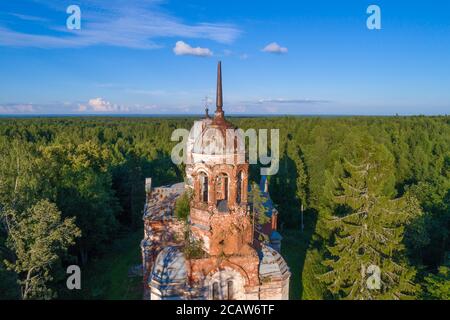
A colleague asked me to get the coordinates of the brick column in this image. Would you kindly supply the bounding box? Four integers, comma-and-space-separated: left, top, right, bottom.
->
208, 174, 215, 206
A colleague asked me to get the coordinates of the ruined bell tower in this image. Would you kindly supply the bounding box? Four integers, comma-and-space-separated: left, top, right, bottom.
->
142, 61, 290, 300
189, 61, 253, 257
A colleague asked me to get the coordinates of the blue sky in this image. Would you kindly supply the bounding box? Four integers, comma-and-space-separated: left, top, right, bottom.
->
0, 0, 449, 115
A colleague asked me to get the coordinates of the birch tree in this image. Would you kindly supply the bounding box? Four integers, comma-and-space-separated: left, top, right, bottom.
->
4, 200, 81, 299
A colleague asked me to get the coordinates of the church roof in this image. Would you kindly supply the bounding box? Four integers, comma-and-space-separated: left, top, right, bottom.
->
149, 246, 188, 299
143, 182, 185, 221
151, 246, 187, 284
188, 61, 244, 163
259, 244, 290, 282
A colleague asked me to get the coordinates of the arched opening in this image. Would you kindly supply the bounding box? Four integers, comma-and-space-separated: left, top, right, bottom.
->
199, 172, 208, 203
212, 282, 220, 300
236, 171, 243, 204
207, 268, 246, 300
215, 173, 229, 212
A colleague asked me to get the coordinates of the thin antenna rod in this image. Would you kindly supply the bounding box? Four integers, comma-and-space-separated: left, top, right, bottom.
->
203, 96, 210, 118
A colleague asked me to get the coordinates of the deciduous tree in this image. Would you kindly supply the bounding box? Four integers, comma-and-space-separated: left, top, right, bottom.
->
4, 200, 81, 299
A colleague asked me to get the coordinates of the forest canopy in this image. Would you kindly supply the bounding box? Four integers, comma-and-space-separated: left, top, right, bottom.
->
0, 115, 448, 299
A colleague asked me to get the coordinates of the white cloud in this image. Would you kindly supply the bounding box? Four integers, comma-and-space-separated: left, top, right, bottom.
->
262, 42, 288, 54
173, 41, 212, 57
9, 13, 49, 23
76, 97, 128, 113
0, 1, 241, 49
239, 53, 249, 60
77, 98, 166, 113
0, 103, 35, 114
0, 100, 164, 114
89, 97, 116, 112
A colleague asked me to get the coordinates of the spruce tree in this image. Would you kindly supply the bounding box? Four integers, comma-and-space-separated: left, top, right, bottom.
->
320, 136, 420, 299
249, 182, 270, 242
423, 266, 450, 299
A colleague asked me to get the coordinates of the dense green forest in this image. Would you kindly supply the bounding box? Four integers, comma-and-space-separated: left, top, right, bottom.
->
0, 116, 449, 299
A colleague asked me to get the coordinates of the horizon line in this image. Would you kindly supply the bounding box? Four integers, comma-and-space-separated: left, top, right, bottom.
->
0, 113, 448, 118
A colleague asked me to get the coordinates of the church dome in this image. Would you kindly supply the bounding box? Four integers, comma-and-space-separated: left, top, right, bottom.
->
192, 123, 236, 153
186, 118, 212, 164
259, 244, 290, 282
149, 246, 188, 299
187, 61, 245, 164
151, 246, 187, 285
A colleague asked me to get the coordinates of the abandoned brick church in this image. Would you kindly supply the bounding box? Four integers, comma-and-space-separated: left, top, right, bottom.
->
141, 62, 290, 300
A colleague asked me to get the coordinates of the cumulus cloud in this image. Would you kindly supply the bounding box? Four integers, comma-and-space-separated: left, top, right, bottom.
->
262, 42, 288, 54
76, 97, 128, 113
77, 98, 168, 113
88, 97, 117, 112
173, 41, 213, 57
0, 100, 165, 114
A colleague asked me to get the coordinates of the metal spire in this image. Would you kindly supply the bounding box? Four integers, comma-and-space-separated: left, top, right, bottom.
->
215, 61, 224, 117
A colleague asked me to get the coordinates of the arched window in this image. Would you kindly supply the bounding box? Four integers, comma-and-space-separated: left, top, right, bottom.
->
216, 173, 228, 201
216, 173, 229, 212
227, 280, 233, 300
224, 175, 229, 200
236, 171, 243, 204
212, 282, 220, 300
200, 172, 208, 203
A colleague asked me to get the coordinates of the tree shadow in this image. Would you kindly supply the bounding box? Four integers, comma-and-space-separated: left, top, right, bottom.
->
281, 209, 318, 299
111, 150, 183, 229
266, 149, 319, 299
